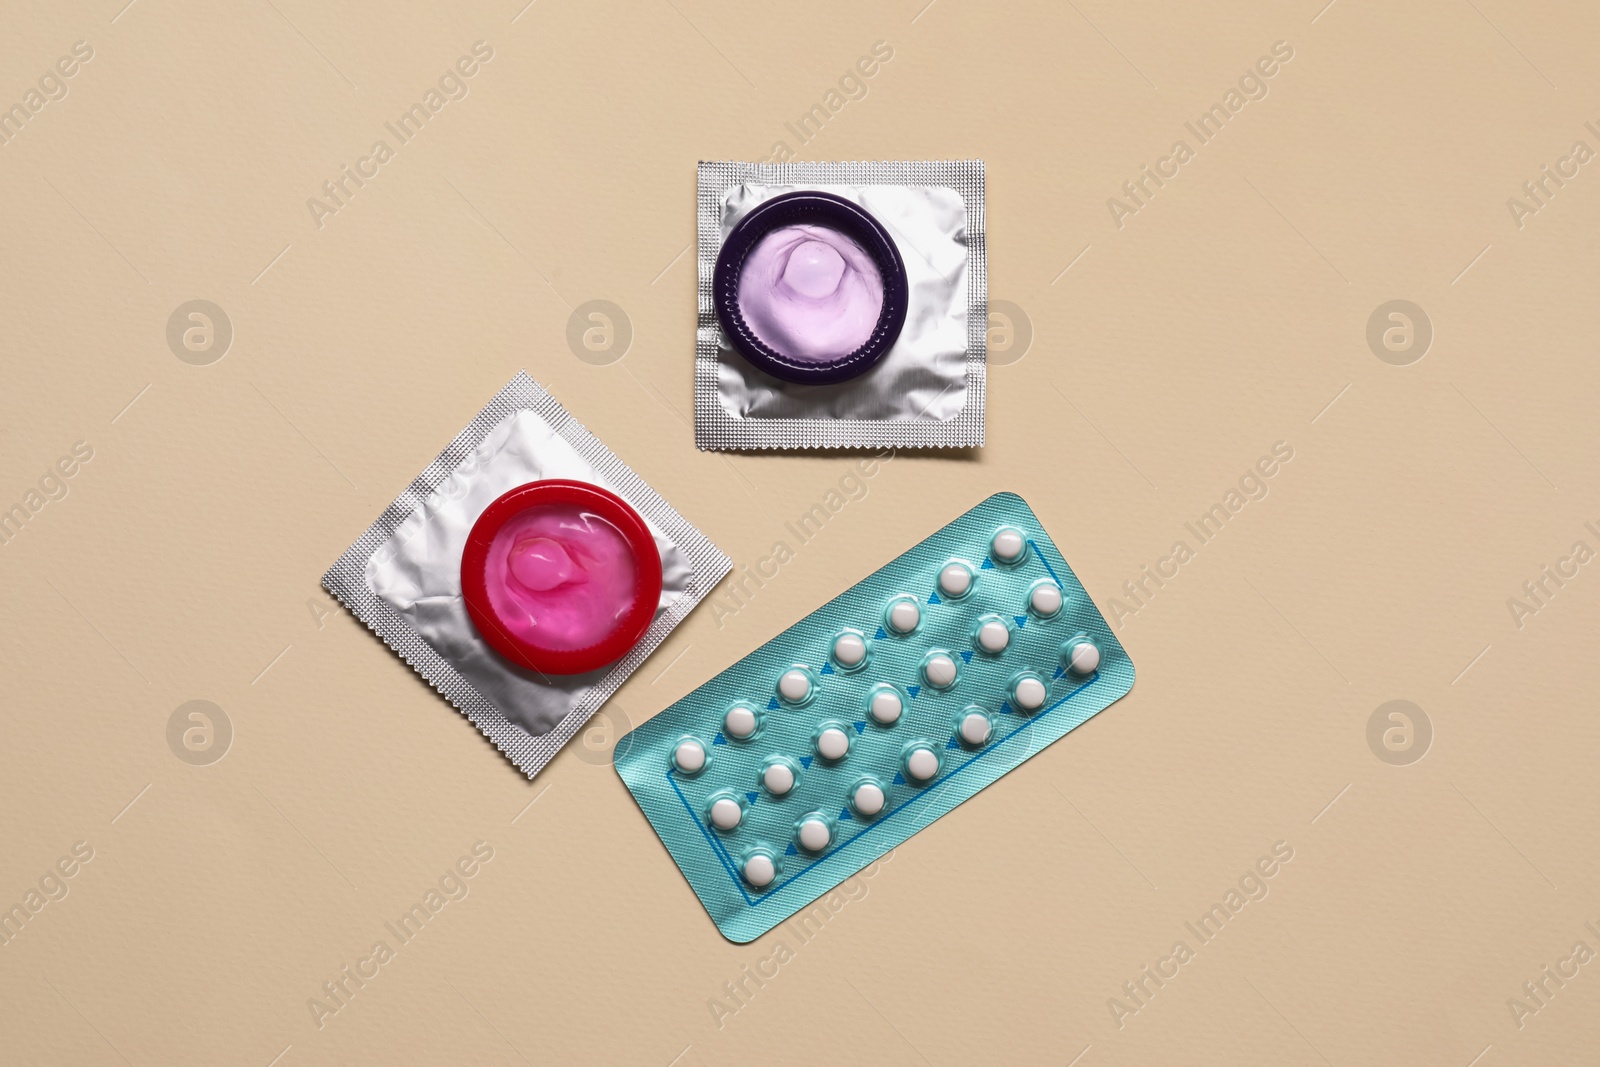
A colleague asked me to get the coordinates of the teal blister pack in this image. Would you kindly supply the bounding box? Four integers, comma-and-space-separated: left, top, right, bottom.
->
614, 492, 1135, 942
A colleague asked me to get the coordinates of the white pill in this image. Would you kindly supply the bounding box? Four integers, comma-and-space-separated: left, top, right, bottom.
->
923, 653, 957, 688
709, 797, 743, 830
991, 528, 1025, 563
1013, 676, 1047, 711
743, 853, 776, 888
763, 761, 795, 796
1031, 583, 1063, 616
905, 746, 939, 782
852, 781, 886, 816
833, 632, 867, 667
797, 818, 831, 852
870, 689, 903, 726
888, 599, 920, 634
724, 704, 758, 740
939, 562, 972, 598
778, 668, 812, 703
817, 726, 850, 761
1069, 640, 1102, 674
977, 619, 1010, 653
959, 711, 992, 746
673, 739, 706, 774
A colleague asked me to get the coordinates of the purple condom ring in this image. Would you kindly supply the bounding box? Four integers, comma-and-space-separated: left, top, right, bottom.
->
714, 191, 909, 386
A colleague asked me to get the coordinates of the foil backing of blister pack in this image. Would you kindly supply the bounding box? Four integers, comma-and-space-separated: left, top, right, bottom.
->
614, 492, 1134, 942
696, 160, 987, 451
322, 372, 731, 779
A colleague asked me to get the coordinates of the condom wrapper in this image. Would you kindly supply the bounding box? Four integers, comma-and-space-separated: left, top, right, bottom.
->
323, 372, 731, 779
614, 492, 1134, 941
696, 160, 987, 451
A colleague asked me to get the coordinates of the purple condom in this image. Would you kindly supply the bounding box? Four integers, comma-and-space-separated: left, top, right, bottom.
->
714, 192, 908, 386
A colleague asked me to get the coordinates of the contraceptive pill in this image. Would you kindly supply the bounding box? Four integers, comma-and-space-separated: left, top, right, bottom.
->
905, 745, 940, 781
762, 760, 796, 797
1066, 639, 1101, 675
615, 492, 1135, 942
922, 652, 958, 689
869, 688, 904, 726
1011, 674, 1048, 712
886, 597, 921, 635
851, 780, 887, 817
976, 617, 1010, 654
673, 739, 707, 774
991, 528, 1025, 563
796, 816, 832, 852
742, 852, 776, 888
938, 561, 973, 599
724, 703, 758, 740
832, 632, 868, 668
1029, 582, 1063, 617
957, 710, 993, 747
778, 668, 812, 703
816, 726, 851, 761
710, 796, 743, 830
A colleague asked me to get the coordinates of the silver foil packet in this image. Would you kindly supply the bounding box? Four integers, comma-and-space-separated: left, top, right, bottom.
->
696, 160, 987, 451
322, 372, 731, 779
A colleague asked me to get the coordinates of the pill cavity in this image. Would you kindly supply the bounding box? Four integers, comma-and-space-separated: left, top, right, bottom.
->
743, 853, 776, 888
887, 598, 921, 634
1067, 639, 1101, 674
870, 688, 904, 726
797, 817, 832, 852
833, 632, 867, 668
1012, 675, 1048, 712
709, 797, 743, 830
724, 704, 758, 740
991, 528, 1026, 564
958, 711, 992, 747
977, 619, 1010, 654
673, 739, 706, 774
938, 562, 973, 599
817, 726, 850, 761
905, 746, 939, 782
763, 761, 796, 796
778, 668, 812, 703
852, 781, 886, 817
1030, 583, 1063, 617
923, 653, 958, 689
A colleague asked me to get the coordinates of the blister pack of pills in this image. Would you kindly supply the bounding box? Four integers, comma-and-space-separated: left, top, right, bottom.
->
614, 492, 1134, 941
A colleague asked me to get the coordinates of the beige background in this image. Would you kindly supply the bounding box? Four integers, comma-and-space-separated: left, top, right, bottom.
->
2, 0, 1597, 1064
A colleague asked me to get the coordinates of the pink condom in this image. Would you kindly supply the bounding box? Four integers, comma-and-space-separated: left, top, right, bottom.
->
461, 481, 663, 675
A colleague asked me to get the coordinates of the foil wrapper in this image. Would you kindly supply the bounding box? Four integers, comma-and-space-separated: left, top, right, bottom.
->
323, 372, 731, 778
696, 159, 987, 450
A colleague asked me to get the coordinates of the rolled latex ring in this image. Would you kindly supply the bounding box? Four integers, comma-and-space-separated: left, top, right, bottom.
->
713, 190, 909, 386
460, 480, 663, 676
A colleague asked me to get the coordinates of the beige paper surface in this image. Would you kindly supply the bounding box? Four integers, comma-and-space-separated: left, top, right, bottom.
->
2, 2, 1597, 1063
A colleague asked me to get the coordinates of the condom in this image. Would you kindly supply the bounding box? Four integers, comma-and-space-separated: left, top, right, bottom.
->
736, 223, 886, 364
714, 190, 908, 386
322, 372, 730, 780
461, 480, 663, 676
696, 160, 987, 452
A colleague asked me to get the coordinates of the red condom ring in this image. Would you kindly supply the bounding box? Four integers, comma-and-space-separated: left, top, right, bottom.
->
461, 480, 663, 676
